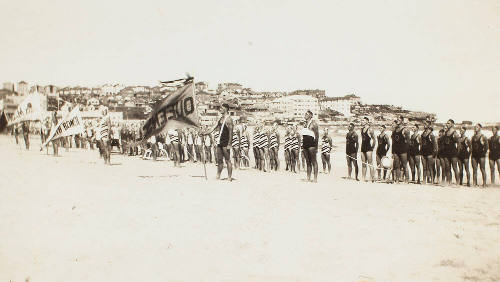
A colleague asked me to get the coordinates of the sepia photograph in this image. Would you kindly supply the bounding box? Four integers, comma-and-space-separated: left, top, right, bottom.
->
1, 0, 499, 281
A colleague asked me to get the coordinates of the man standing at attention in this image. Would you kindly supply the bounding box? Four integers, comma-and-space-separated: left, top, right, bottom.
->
204, 103, 234, 181
301, 110, 319, 182
360, 117, 376, 182
346, 122, 359, 181
321, 128, 333, 174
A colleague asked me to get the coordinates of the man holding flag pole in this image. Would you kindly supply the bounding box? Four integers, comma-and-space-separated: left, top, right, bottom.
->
142, 76, 208, 178
41, 105, 85, 156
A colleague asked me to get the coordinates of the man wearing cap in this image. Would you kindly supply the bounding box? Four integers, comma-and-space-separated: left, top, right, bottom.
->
203, 103, 234, 181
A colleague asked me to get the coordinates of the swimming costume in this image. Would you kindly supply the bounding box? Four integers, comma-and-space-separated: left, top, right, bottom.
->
361, 127, 373, 152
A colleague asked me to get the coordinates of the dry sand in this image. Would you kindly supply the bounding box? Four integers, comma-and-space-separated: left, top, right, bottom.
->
1, 134, 500, 282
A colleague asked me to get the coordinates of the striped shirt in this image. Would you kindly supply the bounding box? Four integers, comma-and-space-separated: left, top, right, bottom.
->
95, 116, 109, 141
321, 137, 332, 154
168, 130, 179, 143
269, 133, 278, 149
253, 133, 260, 149
232, 132, 239, 148
284, 136, 292, 151
290, 135, 299, 150
213, 131, 220, 145
260, 133, 268, 149
240, 135, 249, 149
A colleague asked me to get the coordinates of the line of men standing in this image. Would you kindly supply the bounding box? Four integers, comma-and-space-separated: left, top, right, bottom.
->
345, 115, 500, 187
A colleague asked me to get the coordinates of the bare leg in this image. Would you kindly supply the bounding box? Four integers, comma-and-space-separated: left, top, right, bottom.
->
415, 155, 422, 183
472, 157, 479, 186
366, 151, 374, 181
451, 157, 460, 185
308, 147, 318, 182
490, 158, 496, 185
479, 157, 487, 187
361, 152, 367, 181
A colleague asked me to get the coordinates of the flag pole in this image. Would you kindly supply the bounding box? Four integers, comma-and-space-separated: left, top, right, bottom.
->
193, 77, 208, 180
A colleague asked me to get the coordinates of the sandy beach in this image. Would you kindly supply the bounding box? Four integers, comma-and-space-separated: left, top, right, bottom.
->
1, 134, 500, 282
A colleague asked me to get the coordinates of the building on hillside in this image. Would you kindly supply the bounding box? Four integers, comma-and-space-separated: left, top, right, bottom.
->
217, 83, 243, 94
195, 81, 209, 92
17, 81, 29, 96
290, 89, 326, 99
44, 85, 58, 95
3, 82, 14, 92
319, 95, 360, 118
271, 94, 319, 121
101, 84, 125, 96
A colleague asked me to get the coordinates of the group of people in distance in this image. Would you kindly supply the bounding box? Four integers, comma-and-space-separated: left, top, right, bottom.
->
10, 104, 499, 187
346, 115, 500, 187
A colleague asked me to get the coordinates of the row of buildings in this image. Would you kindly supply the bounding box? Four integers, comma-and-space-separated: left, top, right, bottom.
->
1, 80, 433, 126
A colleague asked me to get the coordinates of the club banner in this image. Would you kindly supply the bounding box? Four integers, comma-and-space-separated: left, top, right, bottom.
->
142, 78, 201, 140
42, 106, 84, 147
7, 94, 44, 125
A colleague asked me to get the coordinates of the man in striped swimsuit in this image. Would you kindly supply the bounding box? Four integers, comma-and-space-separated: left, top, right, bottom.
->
203, 126, 213, 163
290, 125, 300, 173
195, 129, 204, 163
232, 125, 241, 169
96, 108, 112, 165
321, 128, 333, 174
269, 123, 280, 171
240, 124, 250, 168
259, 127, 269, 172
168, 129, 180, 167
253, 126, 261, 170
284, 128, 292, 171
213, 130, 220, 165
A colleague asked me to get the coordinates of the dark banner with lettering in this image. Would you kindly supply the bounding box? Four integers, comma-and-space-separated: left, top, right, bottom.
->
142, 78, 201, 140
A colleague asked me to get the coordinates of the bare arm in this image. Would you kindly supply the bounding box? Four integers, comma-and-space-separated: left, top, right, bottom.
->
226, 118, 234, 149
385, 134, 391, 152
369, 128, 376, 149
312, 121, 319, 148
354, 133, 359, 152
431, 134, 438, 156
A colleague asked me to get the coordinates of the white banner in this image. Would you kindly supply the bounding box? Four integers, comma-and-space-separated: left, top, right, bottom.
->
42, 107, 85, 147
7, 94, 44, 125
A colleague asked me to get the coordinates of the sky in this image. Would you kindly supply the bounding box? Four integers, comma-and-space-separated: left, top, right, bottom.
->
1, 0, 499, 122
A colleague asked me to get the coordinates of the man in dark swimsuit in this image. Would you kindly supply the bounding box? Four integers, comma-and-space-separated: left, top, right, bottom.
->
488, 126, 500, 185
420, 123, 437, 184
436, 128, 446, 184
457, 126, 471, 186
346, 122, 359, 181
443, 119, 461, 185
204, 103, 234, 181
302, 110, 319, 182
375, 125, 390, 180
360, 117, 376, 182
471, 124, 488, 187
391, 116, 411, 184
408, 124, 422, 184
